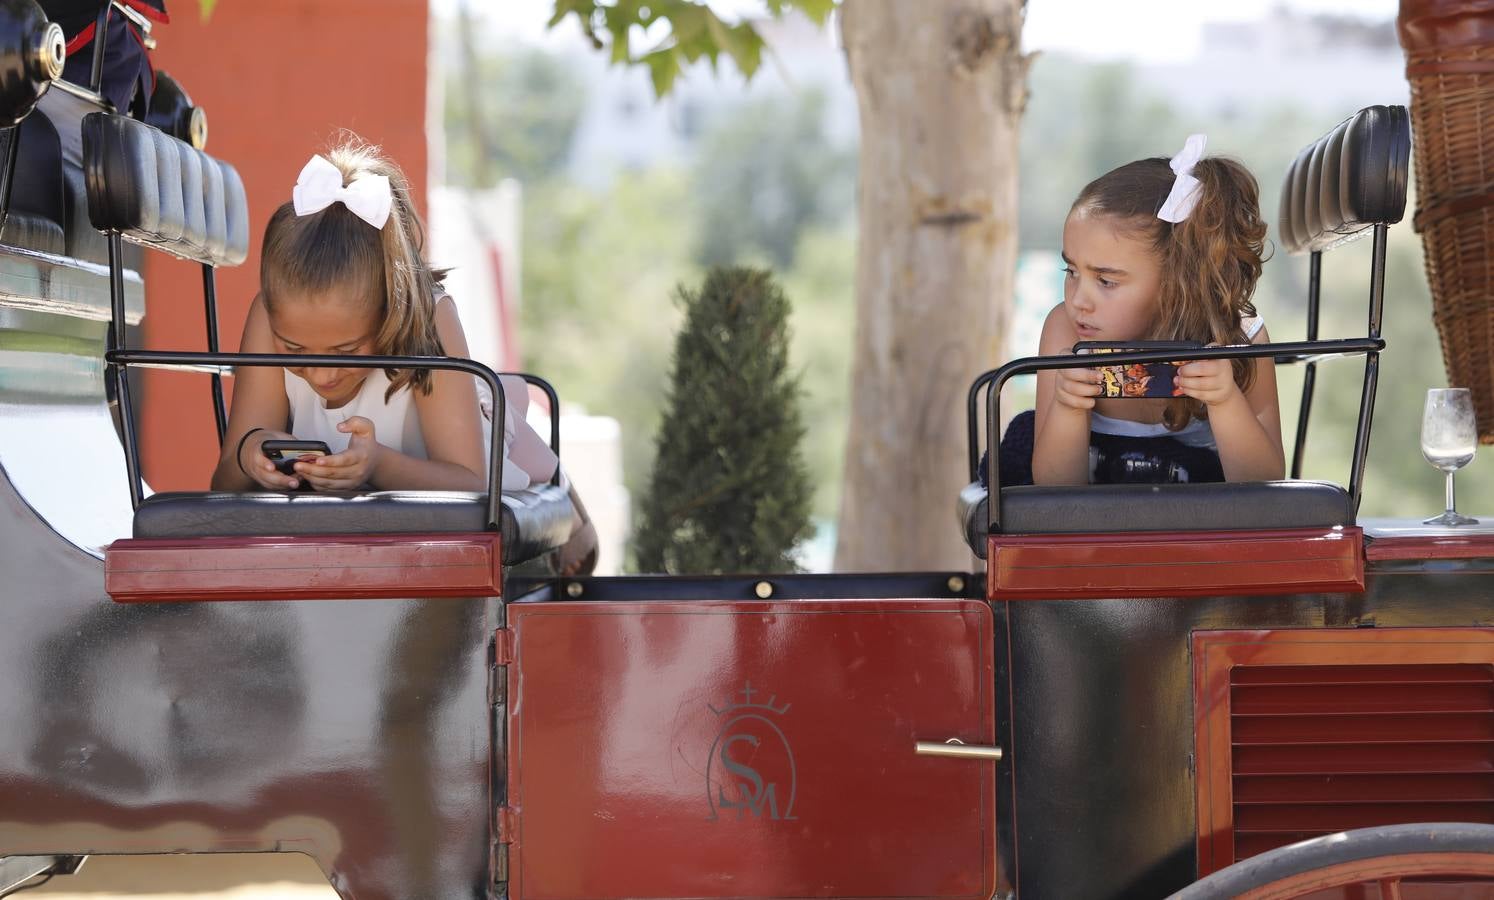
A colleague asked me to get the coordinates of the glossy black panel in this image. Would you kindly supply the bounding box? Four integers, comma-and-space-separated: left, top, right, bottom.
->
0, 466, 499, 900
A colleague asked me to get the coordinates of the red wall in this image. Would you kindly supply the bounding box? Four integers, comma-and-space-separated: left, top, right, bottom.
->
139, 0, 429, 490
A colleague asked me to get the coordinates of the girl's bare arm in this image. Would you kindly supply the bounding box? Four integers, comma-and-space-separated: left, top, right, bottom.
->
1200, 325, 1286, 482
210, 296, 296, 491
1031, 304, 1100, 485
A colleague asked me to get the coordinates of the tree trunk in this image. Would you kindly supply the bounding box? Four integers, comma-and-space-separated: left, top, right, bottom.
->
835, 0, 1028, 571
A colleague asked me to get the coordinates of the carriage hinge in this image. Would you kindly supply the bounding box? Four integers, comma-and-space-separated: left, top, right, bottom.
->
493, 627, 515, 666
496, 805, 517, 844
488, 628, 515, 707
492, 806, 515, 896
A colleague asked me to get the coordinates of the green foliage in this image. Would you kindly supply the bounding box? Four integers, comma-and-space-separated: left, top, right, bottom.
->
634, 267, 814, 574
692, 89, 855, 268
549, 0, 839, 97
519, 169, 697, 498
778, 225, 855, 521
520, 169, 854, 526
443, 44, 585, 187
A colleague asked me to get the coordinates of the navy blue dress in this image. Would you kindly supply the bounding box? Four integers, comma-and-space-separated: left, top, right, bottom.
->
979, 409, 1225, 488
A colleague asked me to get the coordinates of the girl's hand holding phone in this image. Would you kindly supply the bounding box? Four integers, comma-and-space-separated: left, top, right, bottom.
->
239, 429, 302, 490
295, 416, 381, 490
1176, 346, 1243, 407
1054, 363, 1105, 411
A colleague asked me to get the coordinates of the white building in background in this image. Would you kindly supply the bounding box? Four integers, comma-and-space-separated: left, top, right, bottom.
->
428, 181, 522, 374
1135, 8, 1406, 118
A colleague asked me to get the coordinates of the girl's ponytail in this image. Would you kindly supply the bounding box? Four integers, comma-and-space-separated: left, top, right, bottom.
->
1153, 157, 1268, 430
360, 148, 443, 399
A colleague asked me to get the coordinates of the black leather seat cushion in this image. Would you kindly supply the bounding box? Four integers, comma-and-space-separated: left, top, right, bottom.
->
133, 485, 576, 566
0, 211, 64, 255
1278, 105, 1409, 254
959, 480, 1353, 558
82, 112, 248, 267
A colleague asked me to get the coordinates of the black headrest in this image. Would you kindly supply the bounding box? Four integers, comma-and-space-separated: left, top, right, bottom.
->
1277, 105, 1410, 254
81, 112, 248, 267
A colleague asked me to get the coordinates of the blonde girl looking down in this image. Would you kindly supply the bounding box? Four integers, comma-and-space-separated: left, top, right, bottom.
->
211, 138, 556, 496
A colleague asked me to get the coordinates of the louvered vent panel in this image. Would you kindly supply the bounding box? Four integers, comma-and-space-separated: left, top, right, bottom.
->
1230, 663, 1494, 862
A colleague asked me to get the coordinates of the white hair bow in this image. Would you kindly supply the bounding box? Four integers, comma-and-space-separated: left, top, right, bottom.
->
1157, 133, 1207, 223
291, 155, 392, 229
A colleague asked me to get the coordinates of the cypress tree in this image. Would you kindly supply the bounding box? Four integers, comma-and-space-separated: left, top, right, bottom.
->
634, 266, 814, 574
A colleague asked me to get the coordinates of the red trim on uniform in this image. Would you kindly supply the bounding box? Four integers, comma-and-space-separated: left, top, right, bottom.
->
63, 2, 169, 60
123, 0, 170, 24
124, 22, 156, 92
63, 22, 96, 57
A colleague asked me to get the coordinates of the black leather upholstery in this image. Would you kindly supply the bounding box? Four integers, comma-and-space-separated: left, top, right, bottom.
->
61, 154, 110, 264
133, 485, 577, 566
959, 481, 1352, 558
1278, 105, 1409, 254
0, 114, 65, 255
81, 112, 248, 266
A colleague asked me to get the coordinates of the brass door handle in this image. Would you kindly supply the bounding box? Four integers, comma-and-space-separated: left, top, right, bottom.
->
915, 738, 1003, 760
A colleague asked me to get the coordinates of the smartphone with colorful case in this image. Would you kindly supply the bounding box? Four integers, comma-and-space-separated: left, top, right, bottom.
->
1072, 341, 1202, 399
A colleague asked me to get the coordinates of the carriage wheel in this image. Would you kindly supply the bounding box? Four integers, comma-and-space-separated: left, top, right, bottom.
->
1170, 823, 1494, 899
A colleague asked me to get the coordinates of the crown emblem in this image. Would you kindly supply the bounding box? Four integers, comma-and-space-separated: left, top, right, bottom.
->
708, 681, 790, 716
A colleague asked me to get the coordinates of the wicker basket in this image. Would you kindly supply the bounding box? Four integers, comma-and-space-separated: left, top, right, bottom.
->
1400, 0, 1494, 442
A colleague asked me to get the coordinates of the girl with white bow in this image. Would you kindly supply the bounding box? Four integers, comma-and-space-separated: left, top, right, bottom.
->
1015, 135, 1285, 486
210, 138, 596, 572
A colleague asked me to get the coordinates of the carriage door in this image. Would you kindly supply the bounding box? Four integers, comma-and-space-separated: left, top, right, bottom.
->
501, 597, 998, 900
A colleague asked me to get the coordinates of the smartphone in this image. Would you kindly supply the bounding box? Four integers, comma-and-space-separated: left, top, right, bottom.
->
261, 439, 332, 475
1073, 341, 1202, 399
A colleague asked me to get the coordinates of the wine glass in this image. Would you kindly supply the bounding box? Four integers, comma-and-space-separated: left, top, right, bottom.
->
1421, 388, 1479, 526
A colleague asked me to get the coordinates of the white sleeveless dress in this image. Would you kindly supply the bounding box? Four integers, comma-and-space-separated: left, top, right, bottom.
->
283, 368, 556, 491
